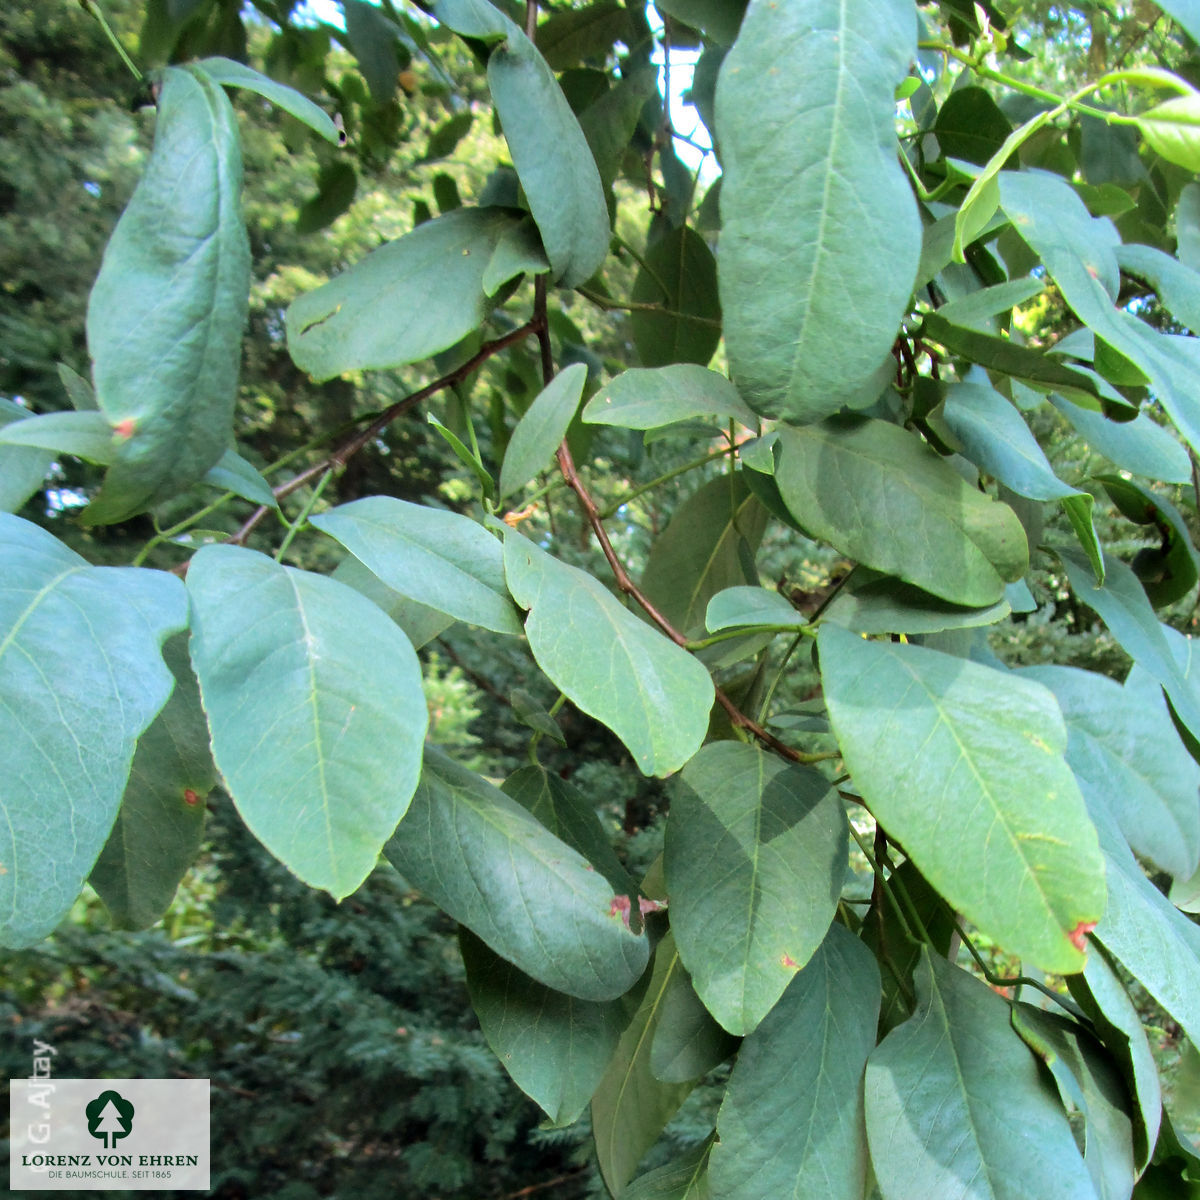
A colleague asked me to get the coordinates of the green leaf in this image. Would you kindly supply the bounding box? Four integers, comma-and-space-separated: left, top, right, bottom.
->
825, 568, 1013, 636
775, 418, 1028, 607
1117, 242, 1200, 334
1137, 95, 1200, 171
865, 950, 1097, 1200
705, 586, 806, 632
435, 0, 610, 287
649, 963, 739, 1083
1069, 948, 1162, 1173
295, 161, 357, 234
665, 743, 846, 1035
88, 635, 212, 930
922, 313, 1107, 399
343, 0, 403, 100
311, 496, 522, 636
427, 413, 496, 501
198, 56, 339, 142
331, 555, 454, 650
1019, 663, 1200, 883
591, 932, 697, 1197
460, 928, 627, 1126
502, 764, 637, 897
386, 746, 649, 1001
934, 86, 1013, 166
499, 362, 586, 500
1089, 802, 1200, 1051
0, 402, 52, 513
623, 1140, 713, 1200
1012, 1006, 1138, 1200
937, 381, 1103, 579
85, 65, 250, 523
287, 206, 524, 381
708, 924, 880, 1200
535, 1, 632, 70
504, 533, 714, 777
653, 0, 746, 44
578, 65, 658, 189
640, 473, 768, 635
201, 447, 277, 509
819, 623, 1106, 973
715, 0, 920, 421
935, 276, 1046, 332
482, 215, 549, 296
0, 515, 186, 948
630, 225, 721, 368
423, 111, 474, 162
1057, 547, 1200, 748
1050, 396, 1191, 485
0, 410, 118, 464
186, 545, 428, 900
582, 365, 759, 431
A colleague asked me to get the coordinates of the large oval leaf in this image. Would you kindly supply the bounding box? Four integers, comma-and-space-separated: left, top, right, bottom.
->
865, 950, 1096, 1200
89, 634, 213, 930
665, 743, 847, 1035
709, 924, 880, 1200
715, 0, 921, 420
187, 545, 428, 900
385, 746, 649, 1001
287, 206, 524, 381
0, 515, 186, 947
819, 624, 1106, 973
86, 64, 250, 523
312, 496, 522, 635
505, 533, 714, 777
775, 418, 1028, 607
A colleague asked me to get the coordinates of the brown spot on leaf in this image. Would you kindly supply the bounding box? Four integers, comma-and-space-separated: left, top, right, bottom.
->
183, 788, 200, 807
114, 418, 135, 439
1068, 920, 1097, 951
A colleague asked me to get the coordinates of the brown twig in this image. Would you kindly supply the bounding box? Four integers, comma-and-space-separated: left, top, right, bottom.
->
226, 319, 543, 549
531, 287, 822, 766
498, 1168, 588, 1200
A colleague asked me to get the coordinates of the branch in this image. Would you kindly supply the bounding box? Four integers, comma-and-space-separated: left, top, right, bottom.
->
226, 318, 543, 549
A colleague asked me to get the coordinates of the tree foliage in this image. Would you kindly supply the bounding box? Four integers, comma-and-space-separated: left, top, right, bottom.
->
7, 0, 1200, 1196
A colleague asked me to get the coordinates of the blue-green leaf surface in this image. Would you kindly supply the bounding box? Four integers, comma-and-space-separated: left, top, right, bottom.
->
819, 623, 1106, 973
499, 363, 586, 500
386, 747, 649, 1001
665, 743, 847, 1035
709, 924, 880, 1200
583, 365, 759, 431
1050, 396, 1191, 485
715, 0, 921, 420
198, 56, 339, 141
0, 515, 186, 947
86, 65, 250, 522
312, 496, 521, 635
505, 534, 714, 777
865, 950, 1097, 1200
187, 545, 428, 899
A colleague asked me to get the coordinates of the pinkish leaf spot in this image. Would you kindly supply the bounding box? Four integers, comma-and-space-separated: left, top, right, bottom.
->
639, 897, 666, 917
609, 895, 632, 927
1086, 264, 1099, 279
183, 788, 201, 807
114, 418, 136, 439
781, 954, 800, 969
1068, 921, 1097, 952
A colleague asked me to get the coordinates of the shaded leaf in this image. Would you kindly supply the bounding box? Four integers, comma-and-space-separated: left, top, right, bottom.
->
653, 0, 746, 45
187, 545, 428, 900
89, 635, 212, 930
536, 2, 632, 70
716, 0, 920, 420
505, 533, 714, 777
649, 959, 739, 1083
0, 515, 185, 947
630, 225, 721, 368
865, 950, 1096, 1200
824, 569, 1012, 636
819, 623, 1106, 973
201, 447, 277, 508
295, 160, 357, 234
623, 1140, 713, 1200
775, 417, 1028, 607
330, 555, 454, 650
709, 924, 880, 1200
482, 215, 550, 296
387, 747, 649, 1001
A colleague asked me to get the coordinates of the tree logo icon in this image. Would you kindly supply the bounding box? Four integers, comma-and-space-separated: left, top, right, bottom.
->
85, 1089, 135, 1149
